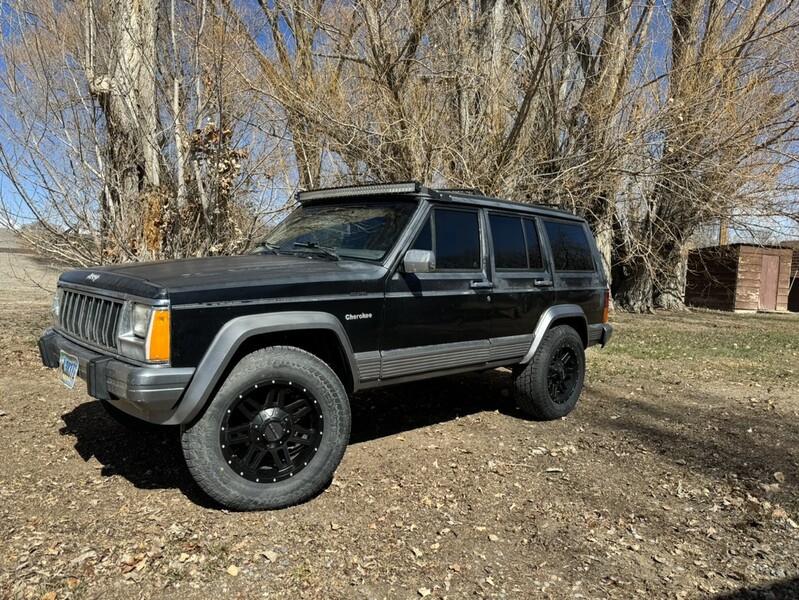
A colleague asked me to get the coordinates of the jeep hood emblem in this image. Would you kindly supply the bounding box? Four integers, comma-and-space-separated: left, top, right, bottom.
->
86, 273, 101, 282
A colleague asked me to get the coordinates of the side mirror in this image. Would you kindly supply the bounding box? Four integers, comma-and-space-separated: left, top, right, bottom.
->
403, 249, 435, 273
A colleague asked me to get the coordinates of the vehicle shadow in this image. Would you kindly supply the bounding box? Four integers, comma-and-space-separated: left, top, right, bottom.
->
59, 401, 223, 509
349, 369, 522, 444
58, 370, 522, 503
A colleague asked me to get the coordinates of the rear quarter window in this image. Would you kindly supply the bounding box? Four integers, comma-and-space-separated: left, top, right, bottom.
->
544, 220, 595, 271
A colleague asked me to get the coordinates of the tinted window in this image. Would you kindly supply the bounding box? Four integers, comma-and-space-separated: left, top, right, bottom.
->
435, 209, 481, 270
523, 218, 544, 269
489, 215, 527, 269
412, 219, 433, 251
544, 221, 595, 271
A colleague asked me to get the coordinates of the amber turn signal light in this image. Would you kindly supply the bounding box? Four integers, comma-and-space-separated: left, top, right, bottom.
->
146, 309, 170, 362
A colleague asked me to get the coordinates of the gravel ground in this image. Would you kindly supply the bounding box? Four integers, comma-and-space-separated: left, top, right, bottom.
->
1, 252, 798, 599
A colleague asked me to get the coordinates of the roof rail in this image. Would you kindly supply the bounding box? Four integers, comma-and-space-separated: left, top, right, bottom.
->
436, 187, 485, 197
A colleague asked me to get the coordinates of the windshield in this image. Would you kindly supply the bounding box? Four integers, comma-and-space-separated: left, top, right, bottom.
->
260, 200, 419, 261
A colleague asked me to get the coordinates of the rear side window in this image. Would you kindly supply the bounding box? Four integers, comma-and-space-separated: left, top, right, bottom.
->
411, 208, 481, 270
488, 214, 545, 270
544, 221, 595, 271
489, 215, 526, 269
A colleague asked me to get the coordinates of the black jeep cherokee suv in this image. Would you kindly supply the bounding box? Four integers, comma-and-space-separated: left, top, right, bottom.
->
39, 182, 612, 510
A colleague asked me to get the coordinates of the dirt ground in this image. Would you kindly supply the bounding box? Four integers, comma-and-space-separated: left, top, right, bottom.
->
1, 251, 798, 600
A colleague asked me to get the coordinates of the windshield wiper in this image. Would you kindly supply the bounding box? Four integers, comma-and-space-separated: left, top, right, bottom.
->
254, 241, 281, 254
292, 241, 339, 260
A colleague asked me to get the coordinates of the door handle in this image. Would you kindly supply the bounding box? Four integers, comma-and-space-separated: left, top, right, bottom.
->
534, 278, 553, 287
471, 280, 494, 290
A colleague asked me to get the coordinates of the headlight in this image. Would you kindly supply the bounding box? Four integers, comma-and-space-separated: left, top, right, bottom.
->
131, 303, 152, 338
118, 302, 171, 363
51, 288, 63, 325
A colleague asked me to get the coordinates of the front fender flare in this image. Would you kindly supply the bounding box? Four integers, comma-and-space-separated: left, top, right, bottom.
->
168, 311, 357, 425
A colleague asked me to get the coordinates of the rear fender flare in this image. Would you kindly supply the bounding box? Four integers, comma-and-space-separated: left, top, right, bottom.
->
520, 305, 587, 365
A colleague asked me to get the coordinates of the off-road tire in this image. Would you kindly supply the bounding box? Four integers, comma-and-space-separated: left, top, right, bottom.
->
513, 325, 585, 420
181, 346, 350, 511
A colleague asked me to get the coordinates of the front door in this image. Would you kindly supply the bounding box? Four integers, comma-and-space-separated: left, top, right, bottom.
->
380, 206, 493, 379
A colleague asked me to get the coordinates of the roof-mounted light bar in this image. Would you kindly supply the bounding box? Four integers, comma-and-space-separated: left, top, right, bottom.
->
297, 182, 421, 203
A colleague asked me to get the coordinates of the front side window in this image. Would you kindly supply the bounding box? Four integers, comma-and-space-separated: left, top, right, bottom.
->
263, 200, 418, 261
411, 208, 481, 270
544, 220, 595, 271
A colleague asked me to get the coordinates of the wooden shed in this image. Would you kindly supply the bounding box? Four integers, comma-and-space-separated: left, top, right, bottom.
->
684, 244, 793, 312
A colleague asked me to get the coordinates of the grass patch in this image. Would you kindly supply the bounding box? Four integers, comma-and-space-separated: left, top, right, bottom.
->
594, 310, 799, 380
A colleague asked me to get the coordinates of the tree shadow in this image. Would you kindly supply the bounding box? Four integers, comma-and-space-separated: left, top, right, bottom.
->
711, 577, 799, 599
586, 384, 799, 505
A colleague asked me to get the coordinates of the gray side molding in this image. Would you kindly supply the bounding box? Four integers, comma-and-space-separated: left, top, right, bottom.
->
519, 304, 587, 365
166, 311, 358, 425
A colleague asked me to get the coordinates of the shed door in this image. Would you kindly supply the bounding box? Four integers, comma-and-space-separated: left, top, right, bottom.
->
759, 255, 780, 310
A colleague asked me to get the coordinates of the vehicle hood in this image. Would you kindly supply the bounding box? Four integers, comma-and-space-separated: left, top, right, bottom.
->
58, 254, 388, 304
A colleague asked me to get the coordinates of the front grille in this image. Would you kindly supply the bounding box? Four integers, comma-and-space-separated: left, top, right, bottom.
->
60, 289, 123, 350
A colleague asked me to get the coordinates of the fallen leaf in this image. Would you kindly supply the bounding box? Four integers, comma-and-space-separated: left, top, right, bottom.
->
70, 550, 96, 566
418, 588, 431, 597
449, 563, 461, 573
772, 507, 788, 519
774, 472, 786, 483
227, 565, 239, 576
41, 593, 57, 600
411, 547, 423, 558
262, 550, 279, 563
330, 522, 341, 531
488, 534, 499, 542
545, 468, 563, 473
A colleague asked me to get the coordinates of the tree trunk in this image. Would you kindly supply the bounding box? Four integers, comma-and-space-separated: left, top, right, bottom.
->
613, 255, 655, 313
85, 0, 161, 260
653, 242, 687, 310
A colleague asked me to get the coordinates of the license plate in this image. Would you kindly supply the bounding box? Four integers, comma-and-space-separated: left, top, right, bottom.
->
59, 351, 79, 389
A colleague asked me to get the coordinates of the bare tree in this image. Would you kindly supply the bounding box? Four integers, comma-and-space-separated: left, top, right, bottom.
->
3, 0, 797, 312
0, 0, 276, 265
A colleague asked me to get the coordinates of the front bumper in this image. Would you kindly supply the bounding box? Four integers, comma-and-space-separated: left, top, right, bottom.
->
38, 328, 194, 413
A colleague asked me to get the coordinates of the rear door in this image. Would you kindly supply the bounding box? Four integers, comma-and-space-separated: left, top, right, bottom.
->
542, 218, 606, 325
486, 211, 556, 362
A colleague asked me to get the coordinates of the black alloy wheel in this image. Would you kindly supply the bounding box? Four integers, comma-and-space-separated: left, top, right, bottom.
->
220, 380, 323, 483
546, 347, 580, 404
